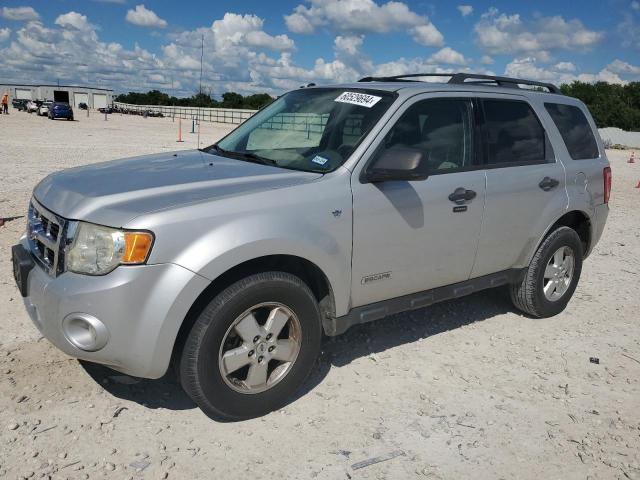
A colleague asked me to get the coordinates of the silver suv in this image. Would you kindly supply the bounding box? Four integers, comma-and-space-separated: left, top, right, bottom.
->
12, 73, 611, 420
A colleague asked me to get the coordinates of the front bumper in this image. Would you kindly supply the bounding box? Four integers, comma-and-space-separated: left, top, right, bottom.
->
18, 238, 209, 378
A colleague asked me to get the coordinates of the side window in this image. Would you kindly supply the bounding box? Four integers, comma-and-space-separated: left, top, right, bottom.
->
375, 98, 474, 173
482, 100, 546, 165
544, 103, 599, 160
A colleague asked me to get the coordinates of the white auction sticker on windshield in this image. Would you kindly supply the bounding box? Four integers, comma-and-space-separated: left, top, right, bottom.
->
334, 91, 382, 108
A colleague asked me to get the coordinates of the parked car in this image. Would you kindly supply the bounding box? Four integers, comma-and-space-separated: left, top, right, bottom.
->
26, 100, 42, 113
78, 102, 88, 110
12, 98, 28, 110
48, 102, 74, 121
98, 106, 113, 114
37, 101, 53, 116
12, 73, 610, 421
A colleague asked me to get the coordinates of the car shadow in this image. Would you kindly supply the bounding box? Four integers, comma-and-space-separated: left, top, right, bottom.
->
80, 288, 514, 416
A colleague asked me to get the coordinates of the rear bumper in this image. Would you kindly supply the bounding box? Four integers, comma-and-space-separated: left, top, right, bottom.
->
20, 238, 209, 378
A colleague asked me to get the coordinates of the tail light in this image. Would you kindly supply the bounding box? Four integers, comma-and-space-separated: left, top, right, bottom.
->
603, 167, 612, 204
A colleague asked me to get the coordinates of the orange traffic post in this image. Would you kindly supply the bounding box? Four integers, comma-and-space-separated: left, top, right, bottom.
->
177, 118, 184, 143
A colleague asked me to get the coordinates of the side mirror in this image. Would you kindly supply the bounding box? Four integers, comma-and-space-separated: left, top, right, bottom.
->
364, 146, 428, 183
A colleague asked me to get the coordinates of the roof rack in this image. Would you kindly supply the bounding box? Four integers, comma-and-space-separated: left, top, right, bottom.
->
357, 72, 561, 94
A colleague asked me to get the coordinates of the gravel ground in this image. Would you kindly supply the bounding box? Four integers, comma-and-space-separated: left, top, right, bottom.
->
1, 110, 639, 480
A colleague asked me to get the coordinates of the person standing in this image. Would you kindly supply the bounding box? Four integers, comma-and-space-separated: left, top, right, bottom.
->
1, 93, 8, 114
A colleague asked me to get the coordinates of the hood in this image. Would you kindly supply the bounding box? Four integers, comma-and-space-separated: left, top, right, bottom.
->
34, 150, 322, 227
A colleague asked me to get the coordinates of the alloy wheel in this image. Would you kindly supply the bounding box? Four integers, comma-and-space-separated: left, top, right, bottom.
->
218, 302, 302, 394
543, 246, 575, 301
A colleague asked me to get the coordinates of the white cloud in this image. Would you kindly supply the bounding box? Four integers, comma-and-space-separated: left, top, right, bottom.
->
554, 61, 576, 72
372, 59, 479, 80
618, 11, 640, 49
632, 1, 640, 10
334, 35, 363, 56
479, 55, 494, 65
474, 8, 603, 57
505, 56, 626, 85
210, 13, 293, 51
457, 5, 473, 17
0, 28, 10, 42
245, 30, 295, 50
0, 6, 39, 21
607, 59, 640, 76
125, 5, 167, 29
55, 12, 94, 32
0, 6, 629, 98
410, 24, 444, 47
429, 47, 467, 65
284, 0, 444, 46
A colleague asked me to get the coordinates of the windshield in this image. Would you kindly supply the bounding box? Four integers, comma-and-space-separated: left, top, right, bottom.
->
208, 88, 397, 173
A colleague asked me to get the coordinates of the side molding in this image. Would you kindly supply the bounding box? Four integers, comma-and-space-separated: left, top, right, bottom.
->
324, 269, 525, 336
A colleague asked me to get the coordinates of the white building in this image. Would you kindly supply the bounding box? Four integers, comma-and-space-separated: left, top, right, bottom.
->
0, 83, 113, 109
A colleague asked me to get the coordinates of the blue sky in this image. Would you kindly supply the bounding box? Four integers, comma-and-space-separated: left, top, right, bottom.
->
0, 0, 639, 97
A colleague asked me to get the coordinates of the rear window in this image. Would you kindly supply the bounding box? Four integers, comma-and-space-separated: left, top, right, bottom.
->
482, 99, 546, 165
544, 103, 599, 160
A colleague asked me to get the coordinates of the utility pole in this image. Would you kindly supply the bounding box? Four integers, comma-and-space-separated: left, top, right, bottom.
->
197, 34, 204, 149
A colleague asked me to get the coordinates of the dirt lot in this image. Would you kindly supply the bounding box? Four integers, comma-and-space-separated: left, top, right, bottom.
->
1, 111, 639, 480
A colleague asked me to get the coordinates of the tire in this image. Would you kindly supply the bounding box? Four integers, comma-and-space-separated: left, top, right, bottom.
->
510, 226, 583, 318
179, 271, 322, 421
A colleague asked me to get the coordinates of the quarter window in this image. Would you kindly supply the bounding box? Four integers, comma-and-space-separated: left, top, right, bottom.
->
544, 103, 599, 160
482, 100, 546, 165
374, 98, 474, 174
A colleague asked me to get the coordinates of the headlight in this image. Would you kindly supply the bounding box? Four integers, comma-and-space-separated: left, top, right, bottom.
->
66, 222, 154, 275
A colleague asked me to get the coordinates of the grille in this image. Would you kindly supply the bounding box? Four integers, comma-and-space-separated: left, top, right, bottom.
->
27, 199, 67, 276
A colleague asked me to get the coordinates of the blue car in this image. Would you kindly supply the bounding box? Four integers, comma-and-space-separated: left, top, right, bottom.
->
48, 102, 74, 121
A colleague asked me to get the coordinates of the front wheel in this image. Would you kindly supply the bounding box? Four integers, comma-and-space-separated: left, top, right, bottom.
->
179, 272, 322, 420
510, 226, 583, 318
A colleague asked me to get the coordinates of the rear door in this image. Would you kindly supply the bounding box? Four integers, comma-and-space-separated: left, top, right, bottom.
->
351, 94, 486, 307
543, 101, 608, 205
471, 95, 567, 278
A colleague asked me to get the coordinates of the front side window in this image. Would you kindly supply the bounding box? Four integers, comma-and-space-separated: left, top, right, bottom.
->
482, 99, 546, 165
211, 88, 396, 173
544, 103, 599, 160
372, 98, 474, 174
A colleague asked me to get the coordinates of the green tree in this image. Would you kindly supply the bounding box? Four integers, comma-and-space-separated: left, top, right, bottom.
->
115, 89, 274, 110
560, 81, 640, 131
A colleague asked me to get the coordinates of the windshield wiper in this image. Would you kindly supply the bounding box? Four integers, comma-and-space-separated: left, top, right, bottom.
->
203, 144, 226, 155
205, 144, 278, 166
234, 151, 278, 166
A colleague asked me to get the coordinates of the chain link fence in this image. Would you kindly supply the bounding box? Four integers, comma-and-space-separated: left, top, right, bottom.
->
113, 102, 257, 124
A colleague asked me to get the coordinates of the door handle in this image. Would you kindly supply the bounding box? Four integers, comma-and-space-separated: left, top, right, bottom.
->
539, 177, 560, 191
448, 187, 477, 204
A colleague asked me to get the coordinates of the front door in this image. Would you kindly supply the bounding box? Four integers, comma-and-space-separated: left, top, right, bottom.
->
351, 95, 486, 308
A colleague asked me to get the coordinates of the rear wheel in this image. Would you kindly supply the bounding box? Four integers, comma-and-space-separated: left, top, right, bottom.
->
179, 271, 322, 421
510, 226, 583, 318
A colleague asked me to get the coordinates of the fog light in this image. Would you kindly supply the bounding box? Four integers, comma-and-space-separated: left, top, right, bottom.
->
62, 314, 109, 352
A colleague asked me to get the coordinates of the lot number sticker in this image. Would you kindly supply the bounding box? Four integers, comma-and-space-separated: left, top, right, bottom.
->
335, 92, 382, 108
311, 155, 329, 166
